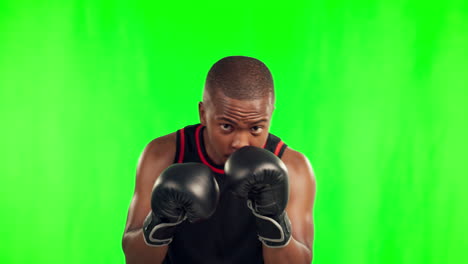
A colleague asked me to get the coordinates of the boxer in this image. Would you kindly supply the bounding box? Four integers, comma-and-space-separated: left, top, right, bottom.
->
122, 56, 316, 263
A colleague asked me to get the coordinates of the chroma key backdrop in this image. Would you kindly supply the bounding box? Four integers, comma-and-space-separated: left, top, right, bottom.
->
1, 0, 467, 263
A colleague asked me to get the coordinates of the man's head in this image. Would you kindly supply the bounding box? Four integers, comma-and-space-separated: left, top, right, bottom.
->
199, 56, 275, 164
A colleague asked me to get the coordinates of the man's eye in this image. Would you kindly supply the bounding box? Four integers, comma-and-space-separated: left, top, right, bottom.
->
251, 126, 263, 134
220, 124, 232, 131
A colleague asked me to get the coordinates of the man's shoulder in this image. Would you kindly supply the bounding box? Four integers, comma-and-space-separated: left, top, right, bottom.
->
133, 132, 178, 195
281, 147, 308, 164
142, 132, 177, 164
150, 132, 177, 146
142, 123, 200, 163
281, 147, 314, 180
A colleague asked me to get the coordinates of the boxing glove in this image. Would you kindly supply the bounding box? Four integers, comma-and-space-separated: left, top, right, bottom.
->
224, 146, 292, 248
143, 163, 220, 246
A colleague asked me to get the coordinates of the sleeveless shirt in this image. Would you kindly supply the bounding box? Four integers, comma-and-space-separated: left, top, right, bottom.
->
162, 124, 288, 264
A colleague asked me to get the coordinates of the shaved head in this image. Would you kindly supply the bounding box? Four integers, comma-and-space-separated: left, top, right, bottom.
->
204, 56, 274, 102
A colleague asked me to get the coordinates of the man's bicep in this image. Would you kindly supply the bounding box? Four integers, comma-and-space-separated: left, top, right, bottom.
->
287, 201, 314, 250
124, 192, 151, 233
283, 149, 316, 250
124, 134, 176, 233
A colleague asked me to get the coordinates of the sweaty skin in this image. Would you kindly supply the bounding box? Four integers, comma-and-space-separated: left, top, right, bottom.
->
122, 91, 316, 264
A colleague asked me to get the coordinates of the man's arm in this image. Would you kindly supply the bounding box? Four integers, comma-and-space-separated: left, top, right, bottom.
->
263, 147, 316, 264
122, 133, 176, 264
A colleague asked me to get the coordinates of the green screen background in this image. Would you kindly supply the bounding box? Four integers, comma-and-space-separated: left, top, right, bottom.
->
1, 0, 467, 263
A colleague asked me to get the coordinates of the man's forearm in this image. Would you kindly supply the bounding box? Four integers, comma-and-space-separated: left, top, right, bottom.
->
122, 229, 168, 264
262, 238, 312, 264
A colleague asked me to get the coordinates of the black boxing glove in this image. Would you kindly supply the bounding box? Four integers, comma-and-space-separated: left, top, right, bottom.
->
143, 163, 220, 246
225, 146, 292, 248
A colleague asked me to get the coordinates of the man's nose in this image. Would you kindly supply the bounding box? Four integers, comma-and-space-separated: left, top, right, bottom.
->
231, 131, 250, 150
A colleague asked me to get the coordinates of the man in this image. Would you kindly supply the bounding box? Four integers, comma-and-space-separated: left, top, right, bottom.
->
122, 56, 316, 263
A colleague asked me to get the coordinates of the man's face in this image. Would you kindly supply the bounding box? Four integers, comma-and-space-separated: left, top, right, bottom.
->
199, 92, 274, 164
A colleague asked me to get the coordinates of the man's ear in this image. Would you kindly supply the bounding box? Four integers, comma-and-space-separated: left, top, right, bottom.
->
199, 102, 207, 126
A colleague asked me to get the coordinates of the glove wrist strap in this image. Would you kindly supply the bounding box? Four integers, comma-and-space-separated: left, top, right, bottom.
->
247, 200, 292, 248
142, 212, 186, 247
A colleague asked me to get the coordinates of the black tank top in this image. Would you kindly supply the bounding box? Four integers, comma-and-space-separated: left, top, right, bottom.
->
163, 124, 288, 264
